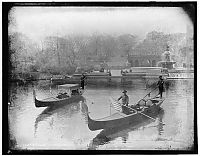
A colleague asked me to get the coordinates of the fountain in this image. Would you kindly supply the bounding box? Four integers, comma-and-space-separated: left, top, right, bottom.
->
157, 46, 194, 79
157, 46, 176, 70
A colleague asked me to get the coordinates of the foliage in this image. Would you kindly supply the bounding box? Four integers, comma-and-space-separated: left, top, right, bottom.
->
8, 30, 193, 78
29, 64, 39, 72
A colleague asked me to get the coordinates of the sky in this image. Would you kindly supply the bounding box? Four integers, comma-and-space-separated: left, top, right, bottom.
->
9, 7, 192, 42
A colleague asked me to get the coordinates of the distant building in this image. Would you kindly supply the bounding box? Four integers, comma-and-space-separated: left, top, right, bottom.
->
107, 55, 127, 69
128, 54, 161, 67
128, 41, 163, 67
128, 31, 187, 67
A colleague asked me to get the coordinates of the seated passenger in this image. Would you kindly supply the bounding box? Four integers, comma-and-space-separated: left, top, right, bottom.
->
56, 93, 62, 99
71, 90, 76, 95
75, 89, 80, 95
71, 89, 80, 95
57, 92, 69, 99
137, 99, 146, 106
131, 99, 146, 111
146, 99, 153, 107
62, 92, 69, 98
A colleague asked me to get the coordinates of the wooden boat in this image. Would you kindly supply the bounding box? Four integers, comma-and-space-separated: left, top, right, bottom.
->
88, 108, 164, 149
87, 97, 164, 131
33, 84, 84, 107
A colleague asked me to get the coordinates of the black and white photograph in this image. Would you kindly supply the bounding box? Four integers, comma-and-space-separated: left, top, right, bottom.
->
3, 2, 196, 154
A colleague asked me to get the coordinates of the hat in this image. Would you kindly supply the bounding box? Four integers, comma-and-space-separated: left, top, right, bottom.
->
122, 90, 127, 93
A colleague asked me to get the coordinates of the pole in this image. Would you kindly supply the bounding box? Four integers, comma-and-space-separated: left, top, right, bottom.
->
33, 89, 36, 101
141, 86, 158, 100
110, 102, 111, 115
50, 85, 52, 93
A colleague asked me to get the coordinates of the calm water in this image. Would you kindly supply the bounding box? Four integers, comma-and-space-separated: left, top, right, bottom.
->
8, 79, 194, 150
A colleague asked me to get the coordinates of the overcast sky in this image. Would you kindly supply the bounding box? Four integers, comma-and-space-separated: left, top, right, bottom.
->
9, 7, 192, 42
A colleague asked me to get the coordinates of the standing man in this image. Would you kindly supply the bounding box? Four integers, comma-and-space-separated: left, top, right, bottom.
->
80, 73, 86, 90
118, 90, 129, 114
118, 90, 129, 106
157, 75, 164, 98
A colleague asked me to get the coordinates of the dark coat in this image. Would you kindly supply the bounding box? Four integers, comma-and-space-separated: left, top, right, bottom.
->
157, 79, 164, 91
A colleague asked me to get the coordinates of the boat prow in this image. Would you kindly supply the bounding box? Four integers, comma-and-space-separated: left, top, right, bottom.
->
88, 112, 127, 131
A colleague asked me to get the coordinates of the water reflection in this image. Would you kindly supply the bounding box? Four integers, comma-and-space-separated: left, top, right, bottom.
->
80, 101, 89, 124
158, 113, 164, 136
34, 101, 83, 137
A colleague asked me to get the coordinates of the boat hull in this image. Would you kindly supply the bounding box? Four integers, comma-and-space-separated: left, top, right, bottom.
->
88, 100, 164, 131
35, 95, 84, 107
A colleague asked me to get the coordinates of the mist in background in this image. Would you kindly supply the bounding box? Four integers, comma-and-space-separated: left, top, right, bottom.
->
9, 7, 192, 42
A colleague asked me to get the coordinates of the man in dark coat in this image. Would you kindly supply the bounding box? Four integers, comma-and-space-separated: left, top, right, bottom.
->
80, 73, 86, 89
157, 76, 164, 98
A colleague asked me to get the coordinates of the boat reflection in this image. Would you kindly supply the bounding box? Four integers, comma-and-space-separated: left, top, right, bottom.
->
80, 101, 89, 124
87, 107, 164, 150
34, 99, 85, 136
158, 115, 164, 136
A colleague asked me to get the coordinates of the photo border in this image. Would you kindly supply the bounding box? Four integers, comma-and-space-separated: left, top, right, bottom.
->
2, 1, 197, 154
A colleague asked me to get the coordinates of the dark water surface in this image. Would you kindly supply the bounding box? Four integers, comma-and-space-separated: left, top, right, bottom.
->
8, 79, 194, 150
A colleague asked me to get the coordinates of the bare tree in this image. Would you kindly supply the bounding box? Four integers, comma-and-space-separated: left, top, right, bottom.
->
118, 34, 138, 58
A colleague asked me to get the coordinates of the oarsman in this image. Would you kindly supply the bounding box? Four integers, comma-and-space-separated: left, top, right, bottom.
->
118, 90, 129, 114
157, 75, 164, 98
118, 90, 129, 106
80, 73, 86, 90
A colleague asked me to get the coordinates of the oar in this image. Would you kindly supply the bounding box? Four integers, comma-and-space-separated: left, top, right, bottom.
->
152, 93, 161, 99
139, 112, 161, 122
33, 89, 36, 101
142, 86, 158, 100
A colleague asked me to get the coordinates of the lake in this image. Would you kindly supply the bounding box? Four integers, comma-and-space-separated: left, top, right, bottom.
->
8, 78, 194, 150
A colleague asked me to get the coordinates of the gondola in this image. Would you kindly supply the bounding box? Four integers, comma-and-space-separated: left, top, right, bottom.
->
33, 84, 84, 107
87, 96, 164, 131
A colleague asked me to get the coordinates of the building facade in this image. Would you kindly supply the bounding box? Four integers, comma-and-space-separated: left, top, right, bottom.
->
127, 31, 188, 68
128, 55, 161, 67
